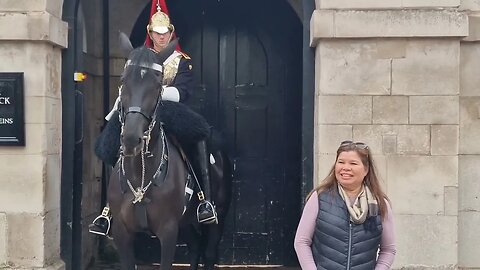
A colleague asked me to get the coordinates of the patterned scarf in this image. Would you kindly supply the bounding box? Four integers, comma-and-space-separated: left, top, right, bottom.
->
338, 184, 379, 224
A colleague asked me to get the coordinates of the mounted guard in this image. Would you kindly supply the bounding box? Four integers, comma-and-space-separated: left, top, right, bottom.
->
89, 1, 219, 237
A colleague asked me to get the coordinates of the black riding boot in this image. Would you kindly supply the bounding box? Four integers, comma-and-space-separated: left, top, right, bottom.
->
88, 206, 112, 236
196, 140, 218, 224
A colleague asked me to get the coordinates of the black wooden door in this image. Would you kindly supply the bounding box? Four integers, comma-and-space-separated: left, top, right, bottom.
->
169, 0, 303, 265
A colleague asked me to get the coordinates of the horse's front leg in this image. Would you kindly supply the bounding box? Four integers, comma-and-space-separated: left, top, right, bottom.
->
111, 219, 137, 270
156, 222, 179, 270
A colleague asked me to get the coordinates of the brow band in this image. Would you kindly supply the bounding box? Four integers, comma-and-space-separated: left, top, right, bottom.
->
125, 60, 163, 72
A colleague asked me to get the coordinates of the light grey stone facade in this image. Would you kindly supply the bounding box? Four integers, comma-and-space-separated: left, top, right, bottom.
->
311, 1, 480, 269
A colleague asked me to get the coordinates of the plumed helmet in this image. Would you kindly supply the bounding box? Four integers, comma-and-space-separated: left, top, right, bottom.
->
147, 9, 174, 34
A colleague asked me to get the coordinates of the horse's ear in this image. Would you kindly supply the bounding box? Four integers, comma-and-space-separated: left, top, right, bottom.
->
118, 31, 133, 58
156, 39, 179, 63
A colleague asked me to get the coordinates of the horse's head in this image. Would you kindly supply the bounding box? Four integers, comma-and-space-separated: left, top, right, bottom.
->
118, 32, 178, 156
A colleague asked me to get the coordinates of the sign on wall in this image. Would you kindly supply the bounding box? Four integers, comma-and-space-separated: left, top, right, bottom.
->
0, 73, 25, 146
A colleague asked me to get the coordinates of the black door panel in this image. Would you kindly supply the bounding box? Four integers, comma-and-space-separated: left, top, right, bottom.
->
171, 0, 302, 265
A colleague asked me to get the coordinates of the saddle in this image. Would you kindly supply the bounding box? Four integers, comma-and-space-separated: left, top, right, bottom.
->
94, 101, 210, 167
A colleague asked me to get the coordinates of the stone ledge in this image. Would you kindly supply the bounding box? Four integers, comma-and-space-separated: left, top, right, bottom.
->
311, 9, 468, 46
316, 0, 460, 10
460, 0, 480, 11
464, 13, 480, 41
0, 0, 62, 18
0, 260, 65, 270
0, 12, 67, 48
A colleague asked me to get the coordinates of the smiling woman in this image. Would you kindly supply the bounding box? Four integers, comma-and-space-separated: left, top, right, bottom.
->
294, 141, 396, 270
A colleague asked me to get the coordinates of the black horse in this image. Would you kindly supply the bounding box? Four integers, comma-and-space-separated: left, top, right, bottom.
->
106, 33, 231, 270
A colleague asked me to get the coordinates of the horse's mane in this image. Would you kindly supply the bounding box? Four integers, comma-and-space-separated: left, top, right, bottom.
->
122, 46, 159, 81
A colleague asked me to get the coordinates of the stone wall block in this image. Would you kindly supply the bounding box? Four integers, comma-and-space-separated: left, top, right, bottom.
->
43, 210, 60, 266
336, 10, 467, 38
7, 213, 45, 267
459, 97, 480, 154
25, 97, 47, 124
394, 215, 457, 268
431, 125, 459, 155
402, 0, 461, 8
386, 156, 458, 215
382, 134, 397, 154
0, 43, 62, 98
396, 126, 431, 154
46, 49, 62, 98
310, 10, 468, 44
372, 154, 388, 191
316, 125, 353, 154
460, 43, 480, 96
0, 155, 46, 213
310, 10, 334, 45
317, 96, 372, 124
47, 124, 61, 155
373, 96, 409, 124
314, 154, 336, 186
459, 155, 480, 211
316, 0, 460, 9
444, 186, 458, 216
0, 12, 67, 47
45, 155, 61, 212
410, 96, 459, 124
0, 124, 47, 155
0, 0, 47, 12
354, 125, 430, 155
0, 0, 63, 18
0, 213, 6, 266
460, 0, 480, 11
317, 41, 391, 95
376, 39, 407, 59
463, 14, 480, 41
392, 40, 460, 96
459, 212, 480, 267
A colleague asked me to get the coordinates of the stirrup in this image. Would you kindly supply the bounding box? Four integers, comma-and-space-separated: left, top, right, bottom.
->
197, 200, 218, 224
89, 215, 111, 236
88, 207, 112, 236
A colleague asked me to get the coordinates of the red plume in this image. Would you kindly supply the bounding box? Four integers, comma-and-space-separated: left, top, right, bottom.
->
145, 0, 181, 51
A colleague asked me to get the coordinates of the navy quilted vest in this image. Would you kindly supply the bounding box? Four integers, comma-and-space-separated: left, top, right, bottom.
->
312, 189, 383, 270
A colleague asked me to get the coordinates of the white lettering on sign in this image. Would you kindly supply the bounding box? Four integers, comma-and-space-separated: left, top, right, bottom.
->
0, 118, 13, 124
0, 97, 11, 105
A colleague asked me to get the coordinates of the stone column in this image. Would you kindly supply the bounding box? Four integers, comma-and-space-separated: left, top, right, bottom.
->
459, 1, 480, 269
0, 0, 67, 269
311, 1, 468, 269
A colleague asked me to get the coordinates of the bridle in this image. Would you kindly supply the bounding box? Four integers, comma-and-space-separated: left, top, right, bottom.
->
117, 57, 168, 205
118, 58, 165, 153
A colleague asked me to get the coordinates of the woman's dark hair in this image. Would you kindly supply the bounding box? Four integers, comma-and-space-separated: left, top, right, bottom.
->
307, 142, 391, 219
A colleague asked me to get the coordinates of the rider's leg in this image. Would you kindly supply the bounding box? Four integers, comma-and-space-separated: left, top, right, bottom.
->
196, 140, 218, 224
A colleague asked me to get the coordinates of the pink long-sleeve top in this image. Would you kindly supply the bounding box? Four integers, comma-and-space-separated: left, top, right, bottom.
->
294, 190, 396, 270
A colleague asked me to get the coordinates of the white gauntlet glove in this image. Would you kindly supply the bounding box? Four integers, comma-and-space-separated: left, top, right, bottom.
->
105, 96, 121, 121
162, 86, 180, 102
